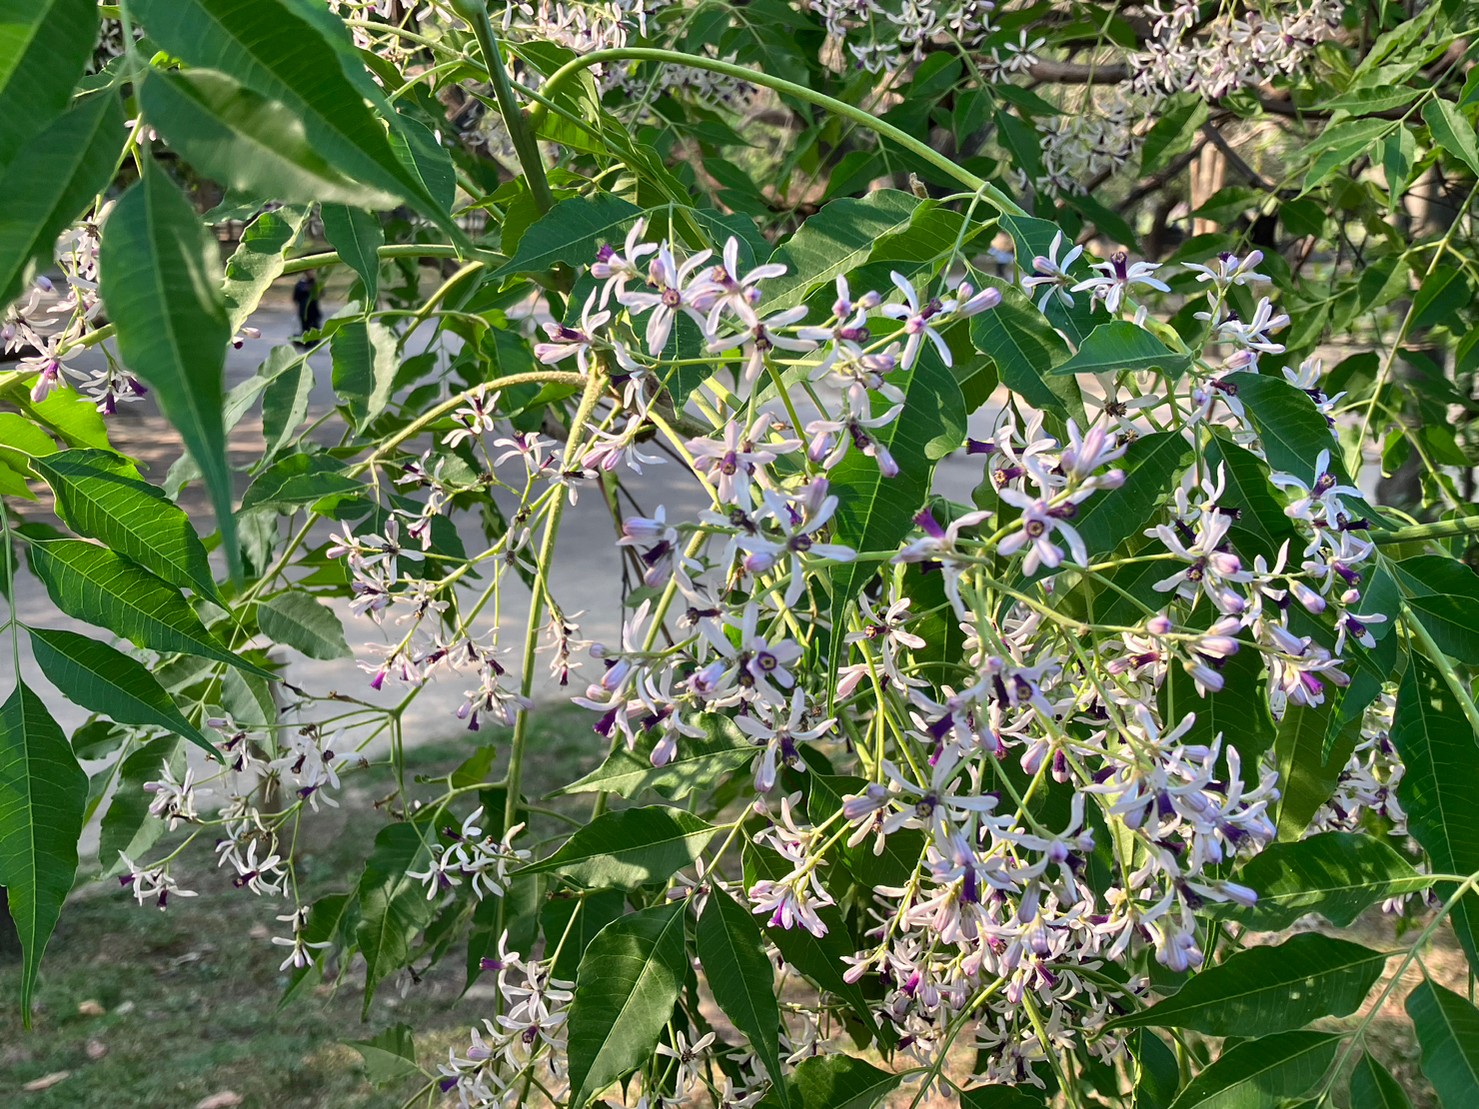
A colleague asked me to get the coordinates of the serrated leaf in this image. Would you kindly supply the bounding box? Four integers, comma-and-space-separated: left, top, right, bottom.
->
0, 683, 87, 1028
0, 90, 124, 309
257, 592, 351, 660
762, 190, 921, 313
1166, 1030, 1341, 1109
539, 889, 626, 981
355, 822, 436, 1016
1407, 979, 1479, 1108
827, 347, 965, 678
1392, 658, 1479, 969
222, 207, 308, 335
1202, 437, 1298, 564
521, 806, 715, 889
348, 1023, 419, 1087
1108, 934, 1387, 1036
1303, 119, 1393, 191
566, 901, 687, 1108
28, 539, 272, 679
100, 160, 240, 579
1349, 1051, 1413, 1109
492, 192, 641, 278
1220, 832, 1430, 932
321, 204, 384, 304
140, 69, 400, 212
1051, 321, 1192, 380
130, 0, 457, 237
999, 214, 1098, 344
699, 889, 789, 1107
1073, 432, 1190, 558
1141, 93, 1210, 174
1275, 698, 1362, 839
556, 713, 753, 800
33, 448, 219, 600
771, 1054, 903, 1109
1423, 99, 1479, 177
1222, 373, 1346, 486
261, 349, 314, 463
1391, 556, 1479, 665
331, 319, 398, 430
970, 278, 1084, 421
26, 626, 214, 754
5, 381, 109, 450
0, 0, 98, 172
240, 453, 361, 513
744, 844, 880, 1038
96, 735, 182, 876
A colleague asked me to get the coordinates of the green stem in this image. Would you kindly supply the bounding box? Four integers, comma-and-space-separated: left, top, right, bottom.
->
527, 48, 1025, 215
458, 0, 554, 214
1372, 517, 1479, 545
1403, 600, 1479, 740
501, 369, 607, 858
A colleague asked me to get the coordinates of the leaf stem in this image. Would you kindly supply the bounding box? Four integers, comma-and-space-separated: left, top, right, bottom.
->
527, 48, 1026, 215
1371, 516, 1479, 545
458, 0, 554, 214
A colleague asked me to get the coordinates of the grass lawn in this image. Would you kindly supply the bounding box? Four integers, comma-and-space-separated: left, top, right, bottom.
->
1, 705, 601, 1109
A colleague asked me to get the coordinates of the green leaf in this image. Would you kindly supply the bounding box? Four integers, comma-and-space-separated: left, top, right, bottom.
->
348, 1024, 420, 1088
257, 593, 351, 660
763, 190, 921, 313
96, 735, 182, 875
5, 381, 109, 450
223, 207, 308, 335
1051, 321, 1192, 380
1221, 832, 1430, 932
1391, 556, 1479, 665
1303, 119, 1394, 191
827, 347, 965, 676
261, 350, 314, 463
26, 626, 214, 754
1202, 437, 1298, 564
331, 319, 398, 430
999, 214, 1098, 344
0, 683, 87, 1028
0, 414, 56, 472
521, 806, 715, 889
1223, 373, 1346, 486
960, 1084, 1050, 1108
1407, 979, 1479, 1108
556, 713, 753, 801
1166, 1030, 1342, 1109
744, 844, 880, 1037
0, 0, 98, 171
492, 192, 641, 278
355, 822, 436, 1017
100, 160, 240, 579
130, 0, 457, 237
321, 204, 384, 304
1423, 99, 1479, 177
240, 453, 361, 513
28, 539, 272, 679
140, 69, 401, 212
566, 901, 687, 1108
773, 1054, 903, 1109
1141, 93, 1210, 174
970, 279, 1084, 422
538, 889, 626, 981
33, 448, 218, 600
1073, 432, 1191, 558
1349, 1051, 1413, 1109
698, 889, 789, 1107
1392, 658, 1479, 969
1275, 698, 1362, 839
0, 90, 124, 309
1108, 934, 1387, 1036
